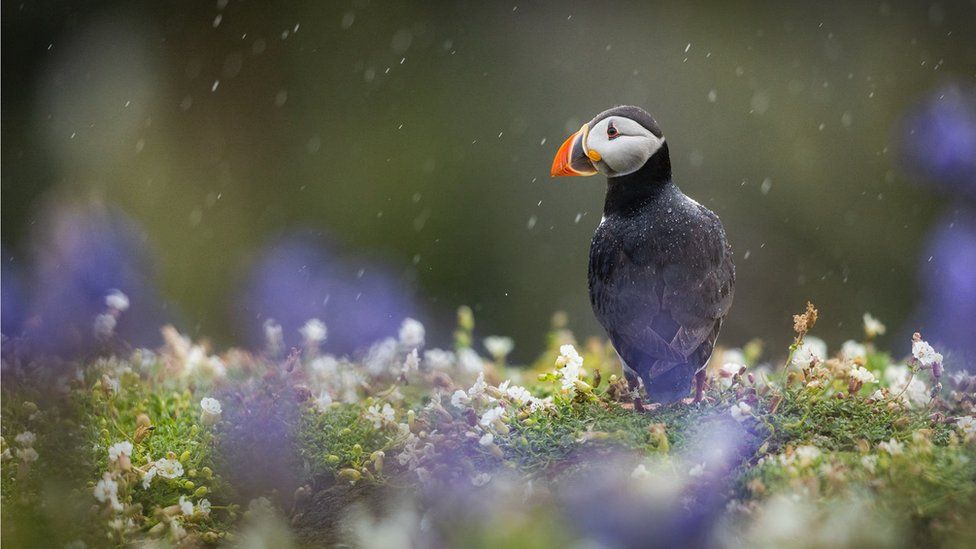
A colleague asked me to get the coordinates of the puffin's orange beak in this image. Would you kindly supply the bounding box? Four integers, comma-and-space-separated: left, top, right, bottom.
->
550, 125, 598, 177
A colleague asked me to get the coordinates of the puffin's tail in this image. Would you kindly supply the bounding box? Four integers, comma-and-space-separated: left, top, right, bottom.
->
642, 363, 694, 404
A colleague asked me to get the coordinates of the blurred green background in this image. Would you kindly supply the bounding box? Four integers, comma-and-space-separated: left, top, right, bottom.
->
3, 1, 976, 360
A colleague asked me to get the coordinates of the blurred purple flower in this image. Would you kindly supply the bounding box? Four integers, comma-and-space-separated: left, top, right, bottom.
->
13, 202, 167, 356
235, 233, 421, 355
900, 85, 976, 200
916, 207, 976, 366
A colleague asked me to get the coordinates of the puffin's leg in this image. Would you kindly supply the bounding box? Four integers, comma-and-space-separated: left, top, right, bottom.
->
624, 371, 646, 413
693, 369, 707, 403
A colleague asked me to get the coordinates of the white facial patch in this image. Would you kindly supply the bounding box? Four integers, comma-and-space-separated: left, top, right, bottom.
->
584, 117, 664, 177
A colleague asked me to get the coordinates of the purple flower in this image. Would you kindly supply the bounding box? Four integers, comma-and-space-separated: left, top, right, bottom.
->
900, 85, 976, 200
916, 207, 976, 365
235, 233, 421, 355
14, 202, 168, 356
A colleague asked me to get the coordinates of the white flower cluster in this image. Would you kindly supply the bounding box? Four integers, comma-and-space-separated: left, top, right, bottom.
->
108, 441, 133, 462
13, 431, 39, 463
178, 495, 212, 517
840, 340, 867, 361
365, 402, 396, 429
718, 361, 744, 389
955, 416, 976, 439
307, 355, 365, 406
200, 397, 222, 426
878, 438, 904, 456
885, 365, 929, 407
863, 313, 886, 339
398, 318, 426, 350
94, 290, 130, 340
849, 366, 877, 384
161, 326, 226, 379
555, 344, 584, 395
300, 318, 328, 349
483, 336, 514, 360
143, 457, 184, 489
730, 401, 753, 423
911, 336, 943, 369
791, 337, 827, 369
94, 472, 123, 512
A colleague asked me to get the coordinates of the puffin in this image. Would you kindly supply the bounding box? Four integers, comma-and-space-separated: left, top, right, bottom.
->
551, 105, 735, 409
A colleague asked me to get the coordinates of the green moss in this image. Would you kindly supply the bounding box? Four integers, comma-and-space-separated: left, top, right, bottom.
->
297, 405, 389, 482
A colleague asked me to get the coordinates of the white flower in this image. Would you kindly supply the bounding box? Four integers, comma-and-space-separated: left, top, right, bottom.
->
503, 383, 533, 405
956, 416, 976, 437
16, 447, 39, 463
179, 495, 194, 516
423, 349, 455, 371
718, 362, 744, 388
263, 319, 284, 352
471, 472, 492, 486
200, 397, 222, 415
885, 365, 929, 407
631, 463, 650, 479
479, 433, 494, 446
315, 390, 333, 412
528, 396, 553, 412
402, 349, 420, 375
722, 348, 747, 366
105, 289, 130, 312
94, 473, 122, 511
198, 498, 212, 516
688, 463, 705, 477
483, 336, 514, 359
467, 372, 488, 399
93, 313, 117, 339
794, 445, 821, 466
155, 458, 184, 479
863, 313, 886, 338
365, 403, 395, 428
398, 318, 426, 349
878, 438, 904, 455
479, 406, 506, 428
450, 390, 471, 409
849, 366, 877, 384
364, 338, 398, 375
869, 389, 886, 401
108, 441, 133, 462
15, 431, 36, 447
730, 401, 753, 422
142, 465, 158, 488
458, 348, 485, 374
791, 337, 826, 368
300, 318, 328, 346
200, 397, 222, 426
840, 340, 867, 361
556, 344, 584, 394
912, 337, 943, 369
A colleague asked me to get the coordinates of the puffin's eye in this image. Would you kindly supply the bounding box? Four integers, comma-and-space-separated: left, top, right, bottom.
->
607, 121, 619, 140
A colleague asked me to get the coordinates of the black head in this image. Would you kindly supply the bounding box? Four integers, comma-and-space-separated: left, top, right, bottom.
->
551, 105, 670, 180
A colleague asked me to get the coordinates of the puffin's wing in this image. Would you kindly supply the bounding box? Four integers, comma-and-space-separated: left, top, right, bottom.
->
662, 207, 735, 358
589, 237, 687, 365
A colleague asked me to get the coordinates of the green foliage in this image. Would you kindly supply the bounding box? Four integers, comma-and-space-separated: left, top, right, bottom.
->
297, 404, 388, 482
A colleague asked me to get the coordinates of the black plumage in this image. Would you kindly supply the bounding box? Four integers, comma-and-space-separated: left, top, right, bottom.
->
585, 107, 735, 405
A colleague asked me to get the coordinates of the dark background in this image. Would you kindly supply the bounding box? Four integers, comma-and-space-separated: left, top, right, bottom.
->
4, 1, 976, 363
